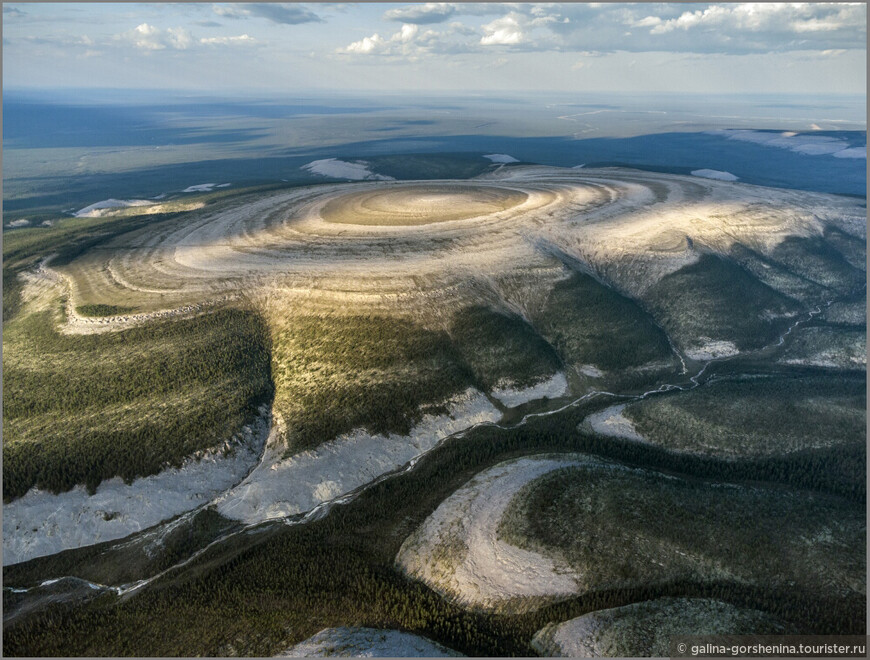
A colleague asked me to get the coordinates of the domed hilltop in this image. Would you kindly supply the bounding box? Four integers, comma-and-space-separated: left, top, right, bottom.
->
3, 165, 866, 656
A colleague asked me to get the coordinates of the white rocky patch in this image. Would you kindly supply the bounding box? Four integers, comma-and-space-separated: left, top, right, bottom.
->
73, 199, 154, 218
684, 339, 740, 361
182, 183, 230, 193
277, 627, 463, 657
691, 169, 738, 181
578, 364, 604, 378
584, 403, 645, 442
832, 147, 866, 159
709, 129, 866, 159
491, 372, 568, 408
7, 218, 31, 227
2, 408, 271, 566
396, 455, 587, 611
301, 158, 394, 181
216, 389, 500, 525
484, 154, 519, 164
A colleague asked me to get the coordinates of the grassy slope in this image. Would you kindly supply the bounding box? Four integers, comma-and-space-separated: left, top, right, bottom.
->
2, 308, 273, 499
623, 374, 866, 457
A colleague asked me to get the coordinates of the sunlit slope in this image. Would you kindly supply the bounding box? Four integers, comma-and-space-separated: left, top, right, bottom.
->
51, 167, 864, 348
265, 311, 474, 455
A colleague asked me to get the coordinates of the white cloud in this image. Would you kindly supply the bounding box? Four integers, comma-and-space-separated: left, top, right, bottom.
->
398, 24, 419, 43
114, 23, 253, 52
480, 14, 526, 46
117, 23, 186, 51
632, 16, 663, 29
649, 3, 866, 36
167, 27, 193, 50
200, 34, 254, 46
383, 2, 504, 25
341, 21, 478, 58
345, 33, 387, 55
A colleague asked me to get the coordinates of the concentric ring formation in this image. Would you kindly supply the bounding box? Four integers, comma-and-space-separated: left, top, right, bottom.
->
59, 166, 864, 319
320, 184, 530, 226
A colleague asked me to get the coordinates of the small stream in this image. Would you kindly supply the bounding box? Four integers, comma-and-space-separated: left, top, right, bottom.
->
2, 299, 836, 619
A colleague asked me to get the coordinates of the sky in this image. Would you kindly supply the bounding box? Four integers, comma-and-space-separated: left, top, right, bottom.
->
2, 2, 866, 95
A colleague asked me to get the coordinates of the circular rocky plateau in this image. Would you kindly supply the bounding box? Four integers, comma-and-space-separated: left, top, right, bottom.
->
320, 183, 529, 226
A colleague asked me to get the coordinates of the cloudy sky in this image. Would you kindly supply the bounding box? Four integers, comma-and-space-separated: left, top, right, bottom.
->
3, 2, 866, 94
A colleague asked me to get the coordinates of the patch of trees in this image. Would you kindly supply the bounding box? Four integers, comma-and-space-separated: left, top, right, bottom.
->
644, 253, 799, 351
627, 373, 866, 457
449, 305, 562, 391
273, 315, 475, 455
2, 309, 273, 499
531, 272, 675, 370
75, 304, 135, 317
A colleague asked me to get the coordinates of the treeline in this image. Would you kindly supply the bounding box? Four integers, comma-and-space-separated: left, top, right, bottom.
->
75, 304, 135, 317
3, 308, 273, 499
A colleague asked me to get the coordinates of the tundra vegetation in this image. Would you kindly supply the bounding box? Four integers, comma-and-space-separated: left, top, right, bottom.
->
3, 166, 866, 657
